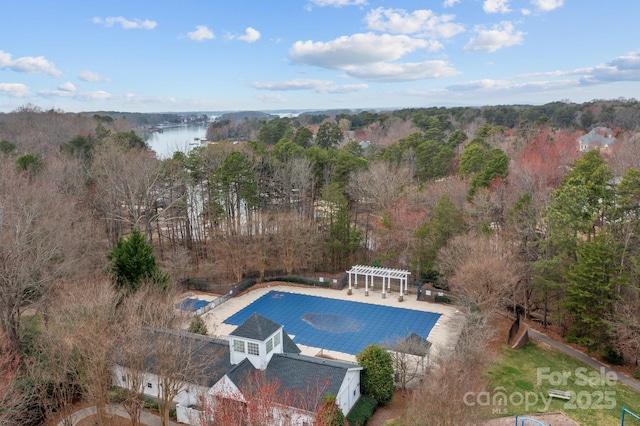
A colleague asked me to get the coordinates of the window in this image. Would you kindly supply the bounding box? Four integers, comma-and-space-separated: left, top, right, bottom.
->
274, 332, 281, 347
233, 339, 245, 353
147, 382, 153, 389
266, 338, 273, 353
247, 342, 259, 356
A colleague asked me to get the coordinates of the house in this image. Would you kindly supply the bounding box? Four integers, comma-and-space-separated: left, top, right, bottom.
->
577, 127, 616, 152
114, 313, 362, 425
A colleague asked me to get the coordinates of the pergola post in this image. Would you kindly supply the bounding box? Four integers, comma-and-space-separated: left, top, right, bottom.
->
382, 276, 386, 299
365, 274, 369, 296
346, 265, 410, 301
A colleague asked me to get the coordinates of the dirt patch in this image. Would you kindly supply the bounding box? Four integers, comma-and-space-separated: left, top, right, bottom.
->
76, 413, 139, 426
367, 390, 408, 426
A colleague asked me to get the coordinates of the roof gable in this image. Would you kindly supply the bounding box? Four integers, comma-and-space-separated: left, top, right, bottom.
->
230, 312, 281, 341
117, 327, 232, 388
282, 330, 301, 354
263, 353, 359, 410
224, 352, 360, 412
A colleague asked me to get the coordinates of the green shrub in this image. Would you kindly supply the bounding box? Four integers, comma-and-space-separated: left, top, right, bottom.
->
346, 395, 378, 426
188, 315, 208, 335
169, 408, 177, 420
143, 398, 159, 410
601, 345, 624, 366
108, 386, 129, 403
434, 295, 453, 304
356, 345, 394, 404
184, 278, 209, 292
634, 371, 640, 380
264, 276, 331, 288
236, 279, 257, 294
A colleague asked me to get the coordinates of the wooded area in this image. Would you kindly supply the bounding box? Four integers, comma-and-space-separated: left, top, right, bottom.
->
2, 99, 640, 424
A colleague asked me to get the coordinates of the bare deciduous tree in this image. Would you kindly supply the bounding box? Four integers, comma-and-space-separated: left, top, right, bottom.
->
271, 212, 320, 275
382, 334, 431, 390
45, 279, 120, 426
0, 330, 31, 425
89, 144, 169, 243
348, 162, 414, 213
0, 157, 76, 353
401, 308, 496, 426
437, 233, 522, 315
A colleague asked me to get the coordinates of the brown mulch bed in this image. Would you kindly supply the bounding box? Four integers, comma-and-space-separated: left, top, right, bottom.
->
366, 390, 408, 426
76, 413, 138, 426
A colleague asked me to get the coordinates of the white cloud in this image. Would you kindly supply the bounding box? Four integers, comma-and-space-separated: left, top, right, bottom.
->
0, 50, 62, 76
531, 0, 564, 12
237, 27, 261, 43
443, 0, 460, 7
39, 88, 112, 101
0, 83, 30, 98
79, 70, 108, 82
324, 84, 369, 93
289, 33, 459, 82
447, 78, 577, 94
342, 60, 460, 82
256, 93, 287, 103
38, 89, 178, 106
290, 33, 430, 68
252, 79, 334, 91
187, 25, 214, 41
251, 78, 368, 93
483, 0, 512, 14
92, 16, 157, 30
447, 79, 511, 91
464, 21, 524, 52
521, 8, 532, 15
307, 0, 367, 7
579, 51, 640, 84
58, 82, 76, 92
521, 51, 640, 86
365, 8, 464, 39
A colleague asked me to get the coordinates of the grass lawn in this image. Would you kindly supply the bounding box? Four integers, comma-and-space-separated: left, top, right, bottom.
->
484, 342, 640, 426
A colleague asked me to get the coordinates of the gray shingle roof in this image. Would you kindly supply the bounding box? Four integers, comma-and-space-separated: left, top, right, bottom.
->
226, 353, 360, 411
230, 312, 282, 340
395, 332, 432, 356
117, 327, 232, 388
282, 330, 301, 354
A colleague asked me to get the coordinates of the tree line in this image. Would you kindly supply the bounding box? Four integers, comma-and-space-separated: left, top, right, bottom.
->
2, 98, 640, 424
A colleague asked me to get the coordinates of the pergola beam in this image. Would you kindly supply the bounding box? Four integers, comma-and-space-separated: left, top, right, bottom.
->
346, 265, 411, 299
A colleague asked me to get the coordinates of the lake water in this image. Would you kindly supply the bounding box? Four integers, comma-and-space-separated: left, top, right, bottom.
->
144, 124, 209, 159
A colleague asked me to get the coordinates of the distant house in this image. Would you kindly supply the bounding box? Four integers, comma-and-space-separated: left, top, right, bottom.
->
114, 313, 362, 425
578, 127, 616, 152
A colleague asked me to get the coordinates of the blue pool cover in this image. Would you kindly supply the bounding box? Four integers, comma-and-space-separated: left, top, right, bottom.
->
223, 291, 441, 355
176, 298, 209, 311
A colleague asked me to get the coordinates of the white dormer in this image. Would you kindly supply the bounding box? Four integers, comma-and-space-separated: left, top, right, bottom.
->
229, 313, 284, 369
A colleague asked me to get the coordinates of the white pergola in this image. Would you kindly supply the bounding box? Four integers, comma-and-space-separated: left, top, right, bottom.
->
346, 265, 411, 299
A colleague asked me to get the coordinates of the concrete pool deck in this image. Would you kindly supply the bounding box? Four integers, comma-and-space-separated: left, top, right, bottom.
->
201, 284, 465, 363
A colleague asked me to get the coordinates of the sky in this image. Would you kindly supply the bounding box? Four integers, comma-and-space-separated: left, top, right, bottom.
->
1, 0, 640, 113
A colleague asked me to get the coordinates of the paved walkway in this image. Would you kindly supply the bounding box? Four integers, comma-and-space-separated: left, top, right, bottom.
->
528, 328, 640, 393
58, 404, 180, 426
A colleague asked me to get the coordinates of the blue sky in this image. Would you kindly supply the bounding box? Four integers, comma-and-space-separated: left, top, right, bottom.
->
1, 0, 640, 113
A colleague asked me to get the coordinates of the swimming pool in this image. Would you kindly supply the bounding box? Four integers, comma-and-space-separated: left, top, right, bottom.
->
176, 297, 209, 312
223, 291, 441, 355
